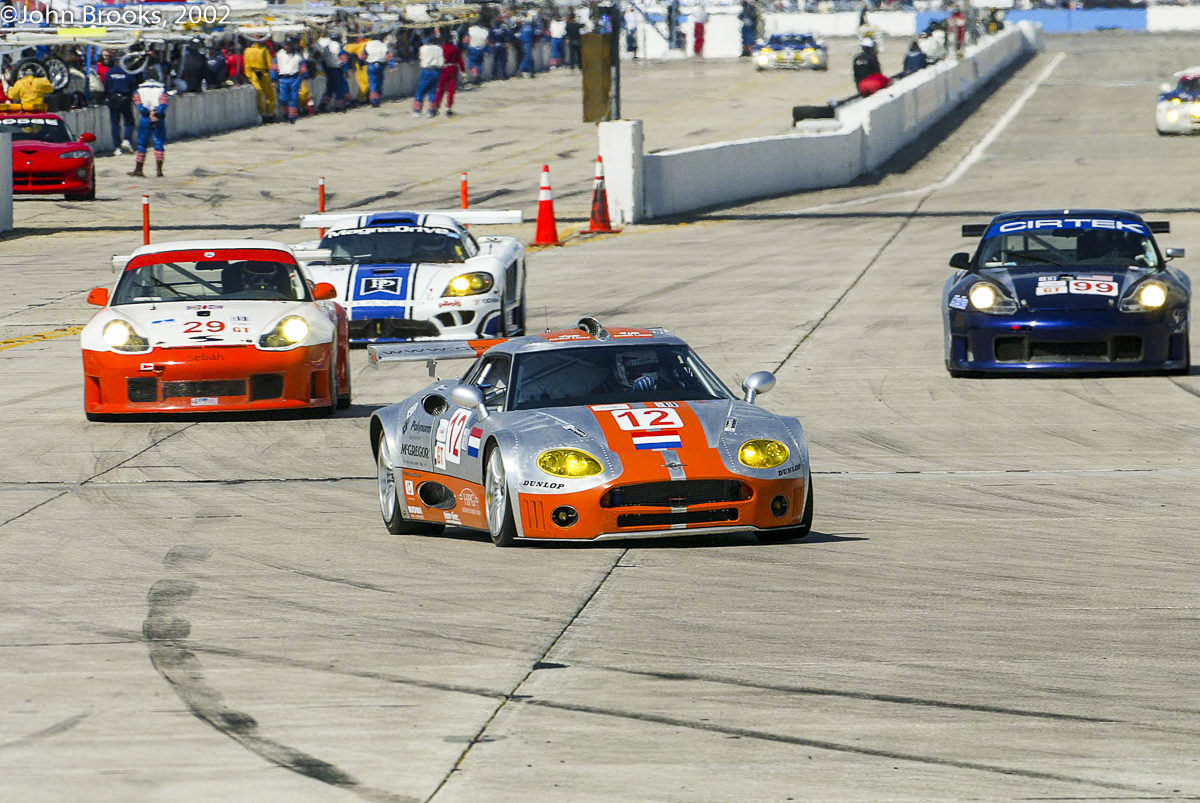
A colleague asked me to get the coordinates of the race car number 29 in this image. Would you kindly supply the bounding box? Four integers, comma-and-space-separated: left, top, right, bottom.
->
611, 408, 683, 431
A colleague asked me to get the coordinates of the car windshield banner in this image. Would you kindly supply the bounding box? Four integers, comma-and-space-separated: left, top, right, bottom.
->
985, 218, 1148, 238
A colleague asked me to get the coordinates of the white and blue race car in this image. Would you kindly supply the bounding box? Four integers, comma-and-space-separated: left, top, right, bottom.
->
295, 209, 527, 344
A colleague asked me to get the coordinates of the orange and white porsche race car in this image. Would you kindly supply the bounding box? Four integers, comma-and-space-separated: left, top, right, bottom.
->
368, 317, 813, 546
81, 240, 351, 419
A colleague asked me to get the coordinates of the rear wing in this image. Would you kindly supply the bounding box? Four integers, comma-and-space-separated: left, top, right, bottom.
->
300, 209, 523, 230
367, 339, 506, 375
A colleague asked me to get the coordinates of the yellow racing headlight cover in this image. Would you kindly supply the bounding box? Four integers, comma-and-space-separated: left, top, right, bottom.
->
102, 319, 150, 353
259, 315, 309, 349
537, 449, 604, 478
443, 272, 495, 297
738, 439, 790, 469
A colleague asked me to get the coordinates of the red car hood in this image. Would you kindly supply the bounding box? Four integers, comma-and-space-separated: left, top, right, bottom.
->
11, 140, 91, 164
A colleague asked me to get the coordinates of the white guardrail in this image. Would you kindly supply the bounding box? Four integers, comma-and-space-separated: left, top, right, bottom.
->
600, 21, 1043, 223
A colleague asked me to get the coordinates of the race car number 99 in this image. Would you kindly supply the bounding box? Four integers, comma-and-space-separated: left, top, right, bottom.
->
612, 408, 683, 431
1071, 280, 1117, 297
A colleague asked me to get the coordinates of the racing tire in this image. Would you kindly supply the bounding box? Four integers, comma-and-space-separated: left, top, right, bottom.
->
317, 365, 338, 417
377, 433, 444, 535
1168, 338, 1191, 376
45, 57, 69, 91
336, 341, 352, 409
484, 444, 518, 547
755, 479, 814, 543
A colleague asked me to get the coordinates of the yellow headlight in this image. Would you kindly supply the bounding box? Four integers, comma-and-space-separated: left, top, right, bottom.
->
443, 272, 495, 297
1139, 283, 1167, 308
281, 316, 309, 343
969, 283, 998, 310
102, 320, 132, 348
1191, 103, 1200, 119
1168, 109, 1181, 123
1172, 97, 1182, 105
537, 449, 604, 478
738, 439, 790, 469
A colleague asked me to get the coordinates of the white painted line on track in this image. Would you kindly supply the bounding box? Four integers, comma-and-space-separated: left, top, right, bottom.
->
782, 52, 1068, 216
936, 52, 1067, 190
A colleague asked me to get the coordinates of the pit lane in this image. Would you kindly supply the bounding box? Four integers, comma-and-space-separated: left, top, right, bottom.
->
3, 34, 1200, 802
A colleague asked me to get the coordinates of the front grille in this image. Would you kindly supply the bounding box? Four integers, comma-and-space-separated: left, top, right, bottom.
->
13, 172, 67, 187
602, 480, 744, 508
617, 508, 738, 528
161, 380, 246, 398
993, 336, 1143, 364
126, 377, 158, 403
250, 373, 284, 400
348, 319, 440, 340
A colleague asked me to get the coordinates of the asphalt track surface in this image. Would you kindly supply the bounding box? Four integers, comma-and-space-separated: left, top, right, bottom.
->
3, 33, 1200, 803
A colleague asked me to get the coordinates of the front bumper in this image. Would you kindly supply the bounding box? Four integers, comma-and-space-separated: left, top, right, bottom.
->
1157, 107, 1200, 134
515, 474, 808, 541
348, 298, 505, 344
82, 344, 333, 414
13, 161, 92, 194
755, 54, 826, 70
946, 308, 1188, 374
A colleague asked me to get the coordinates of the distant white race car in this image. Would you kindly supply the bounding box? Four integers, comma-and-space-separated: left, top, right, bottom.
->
295, 209, 527, 344
1156, 67, 1200, 135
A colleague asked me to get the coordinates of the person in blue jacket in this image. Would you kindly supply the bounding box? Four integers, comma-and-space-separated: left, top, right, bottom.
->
517, 17, 536, 77
102, 51, 137, 156
128, 67, 169, 177
902, 39, 928, 74
490, 20, 509, 80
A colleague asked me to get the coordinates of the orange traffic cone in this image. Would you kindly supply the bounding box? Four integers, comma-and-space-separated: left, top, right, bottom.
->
587, 156, 619, 234
531, 164, 561, 246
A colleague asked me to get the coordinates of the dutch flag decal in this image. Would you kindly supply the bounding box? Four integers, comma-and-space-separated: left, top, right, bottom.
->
631, 430, 683, 450
467, 427, 482, 458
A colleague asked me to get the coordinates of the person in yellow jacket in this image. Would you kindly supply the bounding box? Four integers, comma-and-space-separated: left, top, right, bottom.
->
9, 67, 54, 108
242, 39, 277, 122
344, 36, 370, 101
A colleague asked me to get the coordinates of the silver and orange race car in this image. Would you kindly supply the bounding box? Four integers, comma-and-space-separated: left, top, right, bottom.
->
81, 240, 351, 419
368, 317, 813, 546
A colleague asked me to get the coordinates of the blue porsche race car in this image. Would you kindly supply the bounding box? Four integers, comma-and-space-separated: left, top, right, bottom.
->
943, 210, 1190, 376
753, 33, 828, 71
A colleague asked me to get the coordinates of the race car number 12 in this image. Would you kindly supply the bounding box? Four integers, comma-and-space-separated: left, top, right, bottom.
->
612, 408, 683, 431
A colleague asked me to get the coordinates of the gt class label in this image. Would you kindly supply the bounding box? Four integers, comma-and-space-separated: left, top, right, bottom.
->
611, 408, 683, 431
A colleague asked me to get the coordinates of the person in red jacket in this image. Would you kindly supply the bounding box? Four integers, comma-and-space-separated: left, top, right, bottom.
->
435, 31, 464, 117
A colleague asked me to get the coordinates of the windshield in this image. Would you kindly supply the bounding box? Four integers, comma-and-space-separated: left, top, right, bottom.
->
768, 35, 814, 47
978, 224, 1159, 269
113, 259, 309, 304
319, 225, 466, 265
1177, 77, 1200, 94
509, 345, 733, 410
1, 116, 73, 143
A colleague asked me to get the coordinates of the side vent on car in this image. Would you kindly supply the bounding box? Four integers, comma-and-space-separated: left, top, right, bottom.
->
423, 394, 448, 416
418, 482, 456, 510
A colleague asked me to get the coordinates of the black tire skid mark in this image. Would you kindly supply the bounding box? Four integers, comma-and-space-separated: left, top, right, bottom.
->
0, 712, 88, 751
142, 551, 416, 803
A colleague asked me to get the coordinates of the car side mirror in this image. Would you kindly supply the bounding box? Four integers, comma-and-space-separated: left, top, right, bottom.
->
1166, 247, 1185, 261
312, 282, 337, 300
741, 371, 776, 404
80, 132, 96, 143
949, 252, 971, 270
449, 383, 489, 420
86, 286, 109, 306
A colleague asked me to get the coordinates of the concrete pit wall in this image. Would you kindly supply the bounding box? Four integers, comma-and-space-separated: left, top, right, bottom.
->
600, 21, 1043, 223
0, 132, 10, 234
